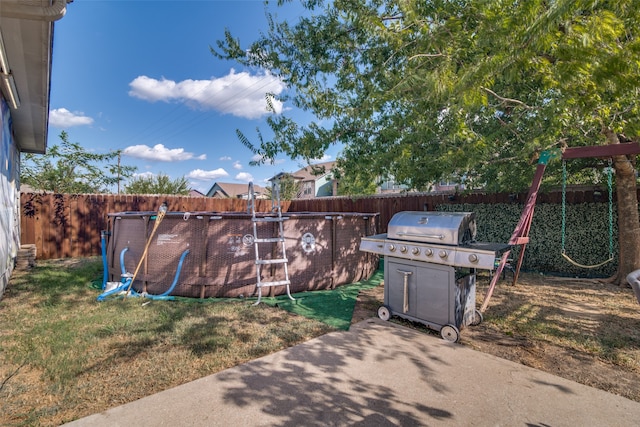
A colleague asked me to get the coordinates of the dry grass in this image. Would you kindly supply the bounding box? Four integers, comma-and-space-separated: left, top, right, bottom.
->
3, 257, 640, 426
0, 258, 334, 426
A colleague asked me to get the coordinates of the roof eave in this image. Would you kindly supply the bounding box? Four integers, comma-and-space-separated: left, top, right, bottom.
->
0, 0, 71, 154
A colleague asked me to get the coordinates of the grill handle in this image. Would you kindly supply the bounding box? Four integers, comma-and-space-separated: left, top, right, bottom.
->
397, 270, 413, 313
396, 232, 444, 240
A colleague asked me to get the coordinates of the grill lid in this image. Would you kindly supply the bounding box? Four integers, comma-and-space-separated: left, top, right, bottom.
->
387, 211, 477, 245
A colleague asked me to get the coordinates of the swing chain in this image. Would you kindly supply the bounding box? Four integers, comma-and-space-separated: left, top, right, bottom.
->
561, 157, 615, 267
561, 160, 567, 254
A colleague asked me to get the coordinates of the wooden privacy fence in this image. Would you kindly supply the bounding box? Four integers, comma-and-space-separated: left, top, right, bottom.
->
21, 187, 610, 260
20, 193, 291, 260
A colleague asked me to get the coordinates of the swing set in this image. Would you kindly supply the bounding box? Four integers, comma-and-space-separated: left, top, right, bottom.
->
480, 142, 640, 313
561, 157, 614, 269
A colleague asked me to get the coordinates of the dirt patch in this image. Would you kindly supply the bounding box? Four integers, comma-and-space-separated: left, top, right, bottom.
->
351, 271, 640, 402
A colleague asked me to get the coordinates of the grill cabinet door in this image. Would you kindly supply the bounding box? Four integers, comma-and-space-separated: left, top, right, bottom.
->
386, 258, 454, 327
415, 264, 453, 325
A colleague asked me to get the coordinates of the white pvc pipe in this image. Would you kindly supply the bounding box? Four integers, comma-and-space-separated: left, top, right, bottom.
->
0, 30, 20, 109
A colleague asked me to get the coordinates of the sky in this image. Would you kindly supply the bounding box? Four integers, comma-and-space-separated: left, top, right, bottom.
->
48, 0, 337, 194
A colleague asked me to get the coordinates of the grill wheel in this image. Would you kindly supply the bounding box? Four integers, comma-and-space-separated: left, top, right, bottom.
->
377, 305, 391, 321
440, 324, 460, 343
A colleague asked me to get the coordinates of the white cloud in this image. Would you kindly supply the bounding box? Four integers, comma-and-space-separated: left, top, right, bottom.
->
49, 108, 94, 128
128, 69, 286, 119
310, 154, 332, 163
235, 172, 254, 183
219, 156, 232, 161
233, 161, 242, 170
133, 171, 155, 179
186, 168, 229, 181
122, 144, 206, 161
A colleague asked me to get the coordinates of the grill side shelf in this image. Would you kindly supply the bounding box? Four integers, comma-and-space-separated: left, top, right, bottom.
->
359, 234, 388, 255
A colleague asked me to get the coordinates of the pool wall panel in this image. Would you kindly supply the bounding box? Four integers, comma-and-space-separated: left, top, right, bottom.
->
106, 211, 379, 298
283, 216, 333, 294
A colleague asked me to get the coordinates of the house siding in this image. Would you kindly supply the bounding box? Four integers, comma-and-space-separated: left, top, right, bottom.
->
0, 98, 20, 298
315, 174, 334, 197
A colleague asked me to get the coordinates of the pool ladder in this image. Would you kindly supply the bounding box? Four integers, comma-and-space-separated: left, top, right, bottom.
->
248, 180, 294, 305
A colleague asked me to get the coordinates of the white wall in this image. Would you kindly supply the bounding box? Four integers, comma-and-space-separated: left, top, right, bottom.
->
0, 97, 20, 298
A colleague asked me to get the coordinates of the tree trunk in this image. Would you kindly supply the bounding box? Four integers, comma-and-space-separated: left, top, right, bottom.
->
606, 129, 640, 286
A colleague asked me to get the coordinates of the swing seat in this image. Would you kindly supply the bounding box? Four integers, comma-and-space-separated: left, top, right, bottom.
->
561, 251, 613, 269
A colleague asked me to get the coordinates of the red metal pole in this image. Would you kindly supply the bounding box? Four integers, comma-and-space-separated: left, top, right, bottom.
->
481, 156, 552, 312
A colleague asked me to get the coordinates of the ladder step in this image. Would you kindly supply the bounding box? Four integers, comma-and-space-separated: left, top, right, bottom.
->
254, 237, 284, 243
252, 217, 289, 223
256, 258, 288, 265
257, 280, 291, 288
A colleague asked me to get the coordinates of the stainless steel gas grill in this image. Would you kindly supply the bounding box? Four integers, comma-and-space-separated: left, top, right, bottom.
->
359, 211, 509, 342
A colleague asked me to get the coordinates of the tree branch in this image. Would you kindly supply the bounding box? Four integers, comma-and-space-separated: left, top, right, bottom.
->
408, 53, 446, 61
381, 14, 403, 22
495, 115, 526, 145
481, 86, 533, 109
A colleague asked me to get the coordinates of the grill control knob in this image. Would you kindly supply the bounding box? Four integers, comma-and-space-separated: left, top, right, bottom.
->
425, 248, 433, 257
388, 244, 396, 252
412, 247, 420, 255
468, 254, 479, 263
400, 246, 408, 253
439, 250, 448, 259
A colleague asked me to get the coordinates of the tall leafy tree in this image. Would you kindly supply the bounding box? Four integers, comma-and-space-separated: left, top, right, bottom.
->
214, 0, 640, 285
124, 173, 190, 195
20, 131, 136, 194
265, 174, 302, 200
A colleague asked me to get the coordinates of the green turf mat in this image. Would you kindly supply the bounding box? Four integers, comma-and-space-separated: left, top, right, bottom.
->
257, 269, 384, 330
95, 265, 384, 330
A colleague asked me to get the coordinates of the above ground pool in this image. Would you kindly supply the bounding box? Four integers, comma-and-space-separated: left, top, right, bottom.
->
104, 211, 379, 298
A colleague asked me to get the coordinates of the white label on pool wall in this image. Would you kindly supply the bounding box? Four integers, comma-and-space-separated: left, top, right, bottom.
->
227, 234, 250, 255
301, 232, 316, 254
156, 234, 180, 245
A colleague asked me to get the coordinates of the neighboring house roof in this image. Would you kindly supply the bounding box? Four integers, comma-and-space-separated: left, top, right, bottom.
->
269, 172, 304, 182
268, 162, 337, 184
284, 162, 336, 181
0, 0, 70, 154
19, 183, 44, 193
205, 182, 266, 198
291, 161, 336, 181
189, 189, 205, 197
